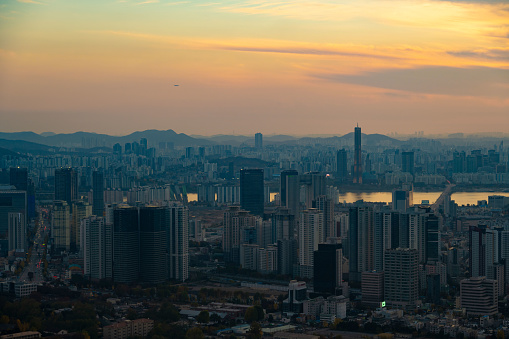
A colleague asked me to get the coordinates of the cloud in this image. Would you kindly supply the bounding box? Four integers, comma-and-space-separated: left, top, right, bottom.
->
16, 0, 44, 4
314, 66, 509, 97
135, 0, 159, 4
448, 48, 509, 61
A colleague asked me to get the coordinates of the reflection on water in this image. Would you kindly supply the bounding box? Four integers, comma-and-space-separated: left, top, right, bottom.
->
336, 192, 509, 206
188, 191, 509, 206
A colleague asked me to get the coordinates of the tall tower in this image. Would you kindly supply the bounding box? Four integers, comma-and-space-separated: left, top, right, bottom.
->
55, 168, 78, 205
113, 206, 139, 284
167, 203, 189, 282
314, 243, 343, 295
255, 133, 263, 150
240, 169, 264, 216
92, 171, 104, 217
139, 206, 167, 284
353, 125, 362, 184
8, 212, 26, 251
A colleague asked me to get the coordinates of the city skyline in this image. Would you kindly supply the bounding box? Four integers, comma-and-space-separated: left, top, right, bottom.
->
1, 0, 508, 135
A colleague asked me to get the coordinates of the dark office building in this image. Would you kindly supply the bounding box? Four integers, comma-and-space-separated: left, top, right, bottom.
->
92, 171, 104, 217
280, 170, 299, 216
55, 168, 78, 205
402, 151, 415, 174
336, 149, 348, 180
426, 214, 440, 262
113, 206, 139, 284
255, 133, 263, 150
240, 169, 264, 216
0, 190, 26, 240
9, 168, 28, 191
314, 243, 342, 295
139, 206, 167, 284
353, 125, 362, 184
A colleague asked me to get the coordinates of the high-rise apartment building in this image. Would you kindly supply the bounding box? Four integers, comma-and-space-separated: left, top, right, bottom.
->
348, 205, 374, 283
71, 200, 92, 251
223, 206, 260, 264
384, 248, 419, 310
401, 151, 415, 175
301, 172, 326, 209
299, 208, 323, 278
113, 206, 139, 284
336, 149, 348, 181
55, 168, 78, 205
240, 169, 264, 216
280, 170, 299, 216
81, 215, 112, 280
9, 167, 28, 191
272, 207, 296, 242
52, 201, 71, 251
92, 171, 104, 217
8, 212, 25, 251
140, 206, 168, 284
167, 203, 189, 282
353, 125, 362, 184
313, 195, 335, 241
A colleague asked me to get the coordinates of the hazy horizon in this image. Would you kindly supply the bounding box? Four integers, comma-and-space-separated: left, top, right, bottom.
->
1, 0, 508, 135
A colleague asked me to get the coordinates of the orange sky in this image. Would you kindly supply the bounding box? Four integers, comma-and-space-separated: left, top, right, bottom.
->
0, 0, 508, 135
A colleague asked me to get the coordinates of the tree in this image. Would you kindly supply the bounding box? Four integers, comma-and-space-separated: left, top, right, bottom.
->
247, 322, 262, 339
196, 310, 209, 324
497, 329, 505, 339
244, 306, 259, 323
185, 327, 204, 339
210, 313, 222, 323
253, 305, 264, 321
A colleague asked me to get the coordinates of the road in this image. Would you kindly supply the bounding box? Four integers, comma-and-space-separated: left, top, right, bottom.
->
18, 210, 49, 284
431, 184, 455, 214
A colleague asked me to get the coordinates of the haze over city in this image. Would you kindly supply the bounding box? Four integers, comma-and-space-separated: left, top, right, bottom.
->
1, 0, 508, 135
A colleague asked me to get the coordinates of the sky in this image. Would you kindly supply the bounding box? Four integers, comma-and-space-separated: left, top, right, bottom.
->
0, 0, 508, 136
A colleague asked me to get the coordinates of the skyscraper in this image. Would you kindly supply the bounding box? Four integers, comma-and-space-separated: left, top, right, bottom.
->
55, 168, 78, 205
299, 208, 323, 278
301, 172, 326, 209
223, 206, 260, 264
9, 167, 28, 191
0, 190, 26, 241
314, 243, 343, 295
167, 203, 189, 282
384, 248, 419, 310
336, 149, 348, 181
81, 215, 112, 280
113, 206, 139, 284
92, 171, 104, 217
348, 205, 374, 283
353, 125, 362, 184
139, 206, 167, 284
8, 212, 25, 251
313, 195, 335, 241
52, 201, 71, 251
401, 151, 415, 174
240, 169, 264, 216
255, 132, 263, 150
280, 170, 299, 216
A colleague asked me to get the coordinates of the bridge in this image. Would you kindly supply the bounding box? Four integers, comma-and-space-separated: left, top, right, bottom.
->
431, 184, 455, 214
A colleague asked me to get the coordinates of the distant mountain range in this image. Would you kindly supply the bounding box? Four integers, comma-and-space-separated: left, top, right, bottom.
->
0, 129, 505, 155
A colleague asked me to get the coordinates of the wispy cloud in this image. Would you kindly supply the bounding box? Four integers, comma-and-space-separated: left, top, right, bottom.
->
314, 66, 509, 97
17, 0, 44, 4
135, 0, 159, 5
